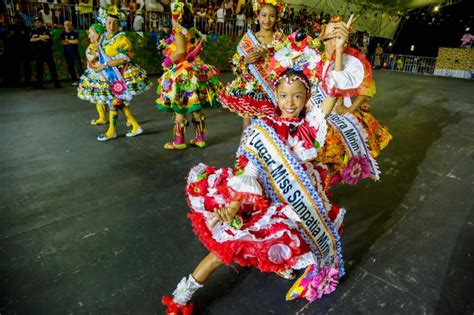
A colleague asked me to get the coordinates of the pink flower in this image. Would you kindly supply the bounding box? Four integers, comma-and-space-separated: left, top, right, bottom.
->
307, 267, 339, 301
341, 156, 371, 185
111, 80, 126, 95
163, 56, 173, 68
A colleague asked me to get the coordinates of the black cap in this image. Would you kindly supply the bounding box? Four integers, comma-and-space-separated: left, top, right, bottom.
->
34, 16, 43, 22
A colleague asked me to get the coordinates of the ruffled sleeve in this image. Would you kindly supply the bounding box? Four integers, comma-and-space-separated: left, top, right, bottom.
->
326, 54, 363, 92
227, 160, 263, 200
321, 47, 375, 98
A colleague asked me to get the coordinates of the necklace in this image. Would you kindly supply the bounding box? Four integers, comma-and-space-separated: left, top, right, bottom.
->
267, 115, 305, 128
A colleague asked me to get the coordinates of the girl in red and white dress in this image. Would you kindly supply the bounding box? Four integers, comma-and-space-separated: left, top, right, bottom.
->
162, 17, 359, 315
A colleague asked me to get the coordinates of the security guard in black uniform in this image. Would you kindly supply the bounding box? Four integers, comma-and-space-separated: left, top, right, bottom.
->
30, 16, 61, 89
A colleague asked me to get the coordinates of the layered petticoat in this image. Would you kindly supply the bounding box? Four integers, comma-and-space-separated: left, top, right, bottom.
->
77, 63, 151, 106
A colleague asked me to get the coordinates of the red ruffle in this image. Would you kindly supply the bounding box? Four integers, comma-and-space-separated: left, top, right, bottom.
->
218, 93, 276, 118
184, 158, 343, 273
262, 116, 318, 150
185, 163, 310, 272
162, 296, 193, 315
187, 209, 308, 273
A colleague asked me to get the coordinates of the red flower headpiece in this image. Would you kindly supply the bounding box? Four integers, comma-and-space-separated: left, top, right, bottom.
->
269, 31, 322, 89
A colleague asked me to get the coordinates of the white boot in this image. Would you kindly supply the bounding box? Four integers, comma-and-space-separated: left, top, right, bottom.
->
172, 274, 203, 305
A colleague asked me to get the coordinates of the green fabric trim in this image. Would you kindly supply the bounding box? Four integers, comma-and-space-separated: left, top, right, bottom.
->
156, 96, 221, 114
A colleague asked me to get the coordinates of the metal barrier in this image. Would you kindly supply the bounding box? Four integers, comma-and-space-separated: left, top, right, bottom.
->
380, 53, 437, 75
11, 2, 299, 35
13, 2, 172, 31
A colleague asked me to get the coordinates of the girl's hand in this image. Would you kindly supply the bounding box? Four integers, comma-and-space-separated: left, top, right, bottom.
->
210, 203, 240, 228
330, 15, 354, 50
244, 48, 262, 64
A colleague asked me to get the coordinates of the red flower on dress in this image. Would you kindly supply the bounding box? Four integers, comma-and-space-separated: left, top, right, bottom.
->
187, 180, 208, 197
341, 156, 371, 185
111, 80, 126, 95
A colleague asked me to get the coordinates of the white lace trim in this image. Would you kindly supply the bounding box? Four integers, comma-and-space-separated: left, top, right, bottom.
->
266, 115, 305, 127
187, 163, 207, 183
207, 201, 301, 244
333, 207, 346, 231
293, 252, 317, 270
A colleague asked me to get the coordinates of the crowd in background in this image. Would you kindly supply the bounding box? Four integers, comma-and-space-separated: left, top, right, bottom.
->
0, 0, 391, 87
1, 0, 337, 35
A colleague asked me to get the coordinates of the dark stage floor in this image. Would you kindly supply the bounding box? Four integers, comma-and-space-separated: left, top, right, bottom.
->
0, 71, 473, 314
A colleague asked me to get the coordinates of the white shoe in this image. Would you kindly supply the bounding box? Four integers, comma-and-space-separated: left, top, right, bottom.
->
97, 133, 117, 141
126, 127, 143, 137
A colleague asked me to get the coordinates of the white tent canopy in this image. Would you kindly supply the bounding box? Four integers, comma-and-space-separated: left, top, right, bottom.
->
285, 0, 443, 39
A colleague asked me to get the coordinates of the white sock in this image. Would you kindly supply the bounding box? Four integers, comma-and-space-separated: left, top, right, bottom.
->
172, 274, 203, 305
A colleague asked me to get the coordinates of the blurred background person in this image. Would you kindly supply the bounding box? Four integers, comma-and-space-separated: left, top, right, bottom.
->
39, 4, 53, 28
4, 14, 32, 87
61, 20, 83, 84
216, 3, 225, 35
133, 9, 145, 31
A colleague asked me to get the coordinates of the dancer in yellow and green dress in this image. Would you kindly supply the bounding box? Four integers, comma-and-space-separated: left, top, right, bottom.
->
156, 0, 221, 150
77, 5, 151, 141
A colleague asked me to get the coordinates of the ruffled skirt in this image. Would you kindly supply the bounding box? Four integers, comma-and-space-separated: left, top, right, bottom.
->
352, 103, 392, 157
185, 163, 344, 273
219, 77, 276, 118
77, 63, 151, 106
156, 59, 221, 114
